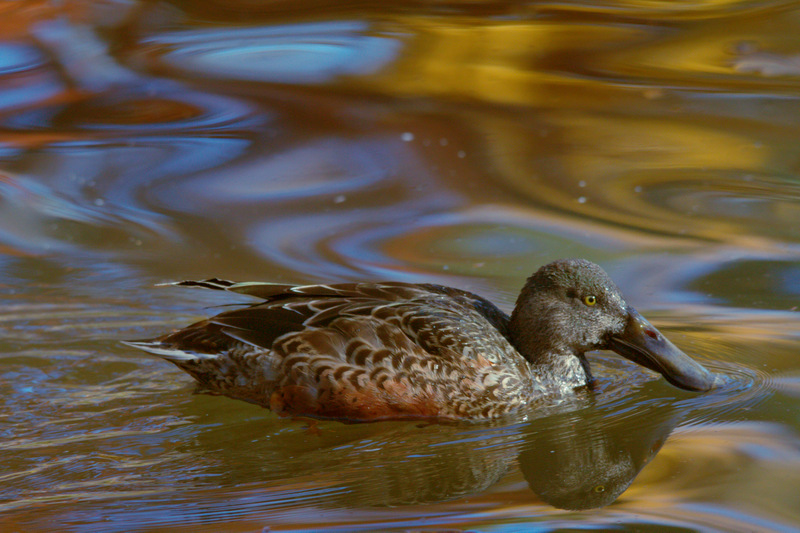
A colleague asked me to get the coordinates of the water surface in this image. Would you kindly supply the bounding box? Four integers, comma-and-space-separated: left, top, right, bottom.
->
1, 1, 800, 531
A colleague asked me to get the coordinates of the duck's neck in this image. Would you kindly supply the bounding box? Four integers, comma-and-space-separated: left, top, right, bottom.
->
508, 297, 592, 390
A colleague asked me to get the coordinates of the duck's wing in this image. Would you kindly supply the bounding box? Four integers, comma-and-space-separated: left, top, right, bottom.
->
143, 279, 427, 353
157, 279, 518, 363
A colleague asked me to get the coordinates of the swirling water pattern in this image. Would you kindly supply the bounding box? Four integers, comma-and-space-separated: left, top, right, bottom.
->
1, 1, 800, 531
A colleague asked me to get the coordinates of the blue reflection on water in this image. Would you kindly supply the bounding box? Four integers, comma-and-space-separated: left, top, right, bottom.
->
149, 21, 403, 84
782, 266, 800, 295
0, 42, 61, 111
0, 42, 45, 74
186, 138, 393, 201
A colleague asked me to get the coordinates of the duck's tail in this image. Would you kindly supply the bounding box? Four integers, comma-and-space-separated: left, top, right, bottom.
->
123, 337, 277, 408
121, 339, 218, 362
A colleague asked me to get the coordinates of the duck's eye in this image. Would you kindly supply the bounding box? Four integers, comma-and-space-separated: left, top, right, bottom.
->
583, 295, 597, 306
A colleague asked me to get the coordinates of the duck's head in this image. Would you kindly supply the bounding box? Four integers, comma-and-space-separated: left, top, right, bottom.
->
510, 259, 715, 392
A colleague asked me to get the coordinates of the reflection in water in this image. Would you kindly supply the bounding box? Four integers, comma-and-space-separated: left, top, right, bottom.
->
519, 387, 679, 510
145, 22, 403, 85
176, 388, 681, 511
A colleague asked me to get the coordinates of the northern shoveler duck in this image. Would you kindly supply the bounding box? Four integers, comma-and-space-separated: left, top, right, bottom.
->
125, 259, 715, 421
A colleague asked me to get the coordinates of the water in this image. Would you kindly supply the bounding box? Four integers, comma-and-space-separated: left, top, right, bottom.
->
1, 0, 800, 531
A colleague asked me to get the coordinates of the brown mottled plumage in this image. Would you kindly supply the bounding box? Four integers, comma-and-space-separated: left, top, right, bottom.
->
125, 259, 715, 421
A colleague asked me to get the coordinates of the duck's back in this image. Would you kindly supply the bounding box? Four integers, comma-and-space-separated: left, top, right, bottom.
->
128, 280, 534, 421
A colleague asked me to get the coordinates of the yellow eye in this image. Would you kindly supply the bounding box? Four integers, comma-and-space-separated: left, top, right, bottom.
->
583, 295, 597, 306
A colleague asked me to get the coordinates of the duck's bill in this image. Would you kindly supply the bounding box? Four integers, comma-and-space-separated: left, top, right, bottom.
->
608, 308, 716, 392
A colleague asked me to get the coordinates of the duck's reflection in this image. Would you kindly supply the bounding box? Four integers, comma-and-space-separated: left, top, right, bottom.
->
185, 383, 682, 510
374, 388, 679, 509
518, 386, 679, 510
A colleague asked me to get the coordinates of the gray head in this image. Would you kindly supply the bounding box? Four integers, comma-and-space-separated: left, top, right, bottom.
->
510, 259, 715, 392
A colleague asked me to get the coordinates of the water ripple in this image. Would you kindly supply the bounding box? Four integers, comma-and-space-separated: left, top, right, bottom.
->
186, 137, 393, 202
0, 41, 61, 115
1, 88, 262, 134
142, 21, 403, 85
678, 358, 773, 426
0, 171, 177, 257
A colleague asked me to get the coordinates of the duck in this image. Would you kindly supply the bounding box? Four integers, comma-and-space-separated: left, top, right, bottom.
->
124, 259, 715, 421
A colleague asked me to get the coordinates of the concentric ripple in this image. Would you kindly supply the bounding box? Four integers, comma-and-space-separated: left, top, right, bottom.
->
608, 171, 800, 245
495, 144, 800, 248
681, 357, 772, 418
245, 202, 660, 283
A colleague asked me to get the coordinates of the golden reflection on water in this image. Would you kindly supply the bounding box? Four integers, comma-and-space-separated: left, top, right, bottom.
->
371, 19, 648, 104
